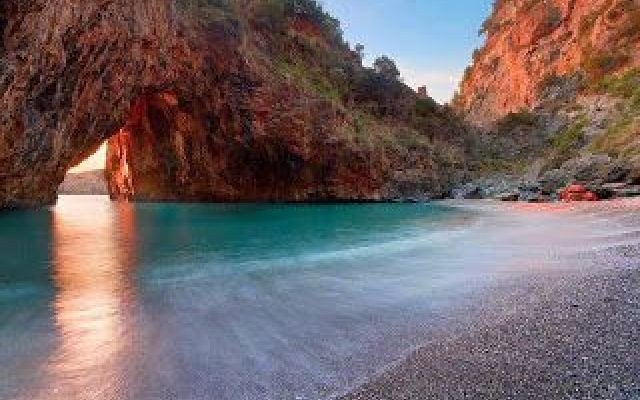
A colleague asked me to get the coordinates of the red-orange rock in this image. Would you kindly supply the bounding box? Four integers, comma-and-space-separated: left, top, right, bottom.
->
567, 184, 588, 194
455, 0, 640, 125
0, 0, 467, 207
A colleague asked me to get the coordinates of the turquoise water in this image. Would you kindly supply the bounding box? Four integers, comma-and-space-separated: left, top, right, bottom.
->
1, 196, 630, 400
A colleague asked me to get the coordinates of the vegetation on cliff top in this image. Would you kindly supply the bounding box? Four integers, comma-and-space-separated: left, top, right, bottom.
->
178, 0, 467, 150
173, 0, 470, 198
239, 0, 468, 166
247, 0, 418, 117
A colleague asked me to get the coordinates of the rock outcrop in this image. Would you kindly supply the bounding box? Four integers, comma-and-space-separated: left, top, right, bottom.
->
0, 0, 468, 208
456, 0, 640, 125
58, 170, 108, 195
454, 0, 640, 202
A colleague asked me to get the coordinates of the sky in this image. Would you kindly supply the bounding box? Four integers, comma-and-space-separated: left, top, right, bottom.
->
71, 1, 492, 173
321, 0, 493, 103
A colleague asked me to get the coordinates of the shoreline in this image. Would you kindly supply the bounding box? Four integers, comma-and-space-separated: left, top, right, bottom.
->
337, 234, 640, 399
3, 197, 640, 399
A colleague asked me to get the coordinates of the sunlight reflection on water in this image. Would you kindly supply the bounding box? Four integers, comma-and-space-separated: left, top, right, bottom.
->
41, 198, 138, 399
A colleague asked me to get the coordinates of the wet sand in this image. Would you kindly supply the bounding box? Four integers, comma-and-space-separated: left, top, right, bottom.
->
339, 201, 640, 400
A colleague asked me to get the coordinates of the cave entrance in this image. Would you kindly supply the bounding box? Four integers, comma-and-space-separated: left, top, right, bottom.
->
57, 92, 172, 202
58, 142, 109, 196
57, 94, 142, 200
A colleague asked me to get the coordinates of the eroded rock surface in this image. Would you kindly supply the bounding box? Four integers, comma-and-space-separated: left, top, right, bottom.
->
453, 0, 640, 202
0, 0, 468, 207
456, 0, 640, 125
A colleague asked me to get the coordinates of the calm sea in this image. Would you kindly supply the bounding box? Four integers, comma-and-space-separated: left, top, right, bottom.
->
0, 195, 634, 399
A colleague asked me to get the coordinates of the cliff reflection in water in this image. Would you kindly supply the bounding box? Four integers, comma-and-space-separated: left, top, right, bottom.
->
44, 197, 139, 398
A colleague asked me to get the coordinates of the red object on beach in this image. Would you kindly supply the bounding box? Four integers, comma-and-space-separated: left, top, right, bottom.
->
567, 184, 587, 193
583, 191, 599, 201
560, 183, 599, 202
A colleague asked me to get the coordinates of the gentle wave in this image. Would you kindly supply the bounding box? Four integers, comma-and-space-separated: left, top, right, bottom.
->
142, 216, 482, 286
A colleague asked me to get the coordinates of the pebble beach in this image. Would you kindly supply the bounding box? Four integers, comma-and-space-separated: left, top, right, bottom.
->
340, 201, 640, 400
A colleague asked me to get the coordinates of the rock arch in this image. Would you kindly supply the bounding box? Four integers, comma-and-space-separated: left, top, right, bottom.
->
0, 0, 249, 206
0, 0, 465, 208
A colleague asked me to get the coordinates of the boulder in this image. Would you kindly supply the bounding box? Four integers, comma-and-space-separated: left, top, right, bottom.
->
451, 183, 483, 200
496, 192, 520, 202
626, 155, 640, 185
613, 186, 640, 198
538, 168, 570, 195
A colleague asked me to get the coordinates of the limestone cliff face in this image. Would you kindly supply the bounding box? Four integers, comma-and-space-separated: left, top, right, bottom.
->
456, 0, 640, 125
0, 0, 467, 207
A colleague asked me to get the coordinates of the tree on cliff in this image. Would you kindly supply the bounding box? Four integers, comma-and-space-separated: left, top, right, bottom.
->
374, 55, 401, 81
355, 43, 365, 63
349, 55, 415, 118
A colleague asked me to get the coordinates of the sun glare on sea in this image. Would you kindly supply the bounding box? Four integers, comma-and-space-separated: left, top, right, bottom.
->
42, 198, 138, 399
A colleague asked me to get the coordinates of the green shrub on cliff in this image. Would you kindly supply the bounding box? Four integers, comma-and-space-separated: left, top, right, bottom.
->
590, 97, 640, 157
252, 0, 342, 43
551, 117, 588, 156
582, 50, 631, 84
351, 66, 415, 119
178, 0, 235, 25
598, 69, 640, 99
590, 69, 640, 156
373, 56, 401, 81
478, 0, 511, 36
276, 59, 346, 103
591, 115, 640, 157
496, 110, 538, 132
414, 98, 439, 117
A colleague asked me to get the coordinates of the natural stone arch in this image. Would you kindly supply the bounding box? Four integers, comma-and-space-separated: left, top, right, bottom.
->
0, 0, 244, 206
0, 0, 466, 208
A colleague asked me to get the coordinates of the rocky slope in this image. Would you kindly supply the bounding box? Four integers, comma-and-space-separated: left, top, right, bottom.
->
454, 0, 640, 201
0, 0, 468, 208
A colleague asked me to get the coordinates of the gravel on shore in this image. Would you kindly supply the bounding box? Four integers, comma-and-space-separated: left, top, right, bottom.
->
338, 244, 640, 400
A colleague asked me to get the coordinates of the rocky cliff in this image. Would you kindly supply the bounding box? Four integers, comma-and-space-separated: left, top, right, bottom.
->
456, 0, 640, 125
454, 0, 640, 201
0, 0, 468, 208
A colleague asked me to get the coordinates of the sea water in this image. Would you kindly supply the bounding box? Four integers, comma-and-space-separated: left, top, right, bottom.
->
0, 196, 636, 400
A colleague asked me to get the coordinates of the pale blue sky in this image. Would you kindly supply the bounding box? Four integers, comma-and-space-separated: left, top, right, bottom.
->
321, 0, 493, 103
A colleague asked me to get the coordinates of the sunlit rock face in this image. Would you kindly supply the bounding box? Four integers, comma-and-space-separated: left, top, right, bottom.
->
456, 0, 640, 125
0, 0, 466, 206
104, 90, 388, 202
